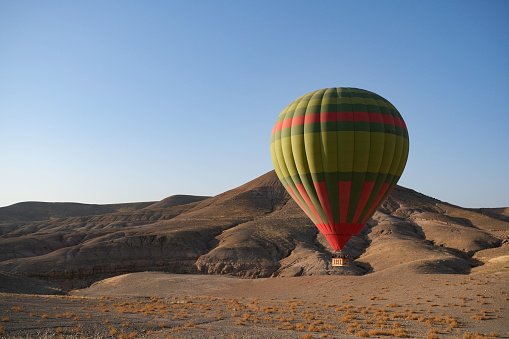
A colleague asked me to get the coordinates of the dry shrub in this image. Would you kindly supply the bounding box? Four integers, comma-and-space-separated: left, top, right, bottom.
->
489, 332, 500, 337
55, 327, 64, 334
449, 319, 459, 328
324, 323, 337, 330
11, 306, 23, 312
426, 329, 439, 339
1, 317, 10, 322
302, 334, 313, 339
295, 323, 305, 331
284, 323, 295, 330
340, 314, 357, 323
470, 314, 490, 320
356, 331, 370, 338
0, 326, 4, 335
307, 324, 322, 332
390, 328, 410, 338
368, 329, 389, 336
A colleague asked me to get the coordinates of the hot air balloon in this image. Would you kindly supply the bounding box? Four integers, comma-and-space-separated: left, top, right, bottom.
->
270, 87, 409, 266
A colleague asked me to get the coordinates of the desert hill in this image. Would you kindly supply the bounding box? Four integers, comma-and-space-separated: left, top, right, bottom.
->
0, 200, 155, 223
0, 170, 507, 290
470, 207, 509, 223
143, 194, 210, 210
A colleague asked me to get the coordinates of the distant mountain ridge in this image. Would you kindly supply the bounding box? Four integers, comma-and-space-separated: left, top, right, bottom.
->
0, 201, 155, 223
0, 195, 210, 224
0, 171, 507, 290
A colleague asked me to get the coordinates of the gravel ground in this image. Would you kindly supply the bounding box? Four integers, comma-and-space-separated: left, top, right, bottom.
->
1, 269, 508, 338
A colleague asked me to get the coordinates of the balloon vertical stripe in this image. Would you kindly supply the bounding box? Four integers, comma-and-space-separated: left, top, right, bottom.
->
295, 183, 324, 224
338, 181, 351, 224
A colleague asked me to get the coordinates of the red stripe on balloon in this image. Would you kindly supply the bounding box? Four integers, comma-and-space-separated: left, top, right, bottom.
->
338, 181, 351, 223
324, 234, 351, 252
291, 114, 306, 126
295, 183, 324, 224
314, 182, 334, 228
272, 121, 283, 135
271, 112, 407, 134
360, 183, 390, 224
320, 223, 366, 251
353, 181, 375, 223
286, 186, 317, 223
282, 116, 293, 130
382, 113, 395, 126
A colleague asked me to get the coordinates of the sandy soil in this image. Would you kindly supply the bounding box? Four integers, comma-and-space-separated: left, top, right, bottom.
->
1, 268, 508, 338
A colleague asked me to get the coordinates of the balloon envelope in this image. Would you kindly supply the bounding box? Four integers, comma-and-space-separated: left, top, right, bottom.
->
270, 88, 409, 251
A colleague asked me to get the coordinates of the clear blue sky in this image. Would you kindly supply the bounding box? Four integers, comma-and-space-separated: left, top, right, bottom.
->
1, 1, 508, 208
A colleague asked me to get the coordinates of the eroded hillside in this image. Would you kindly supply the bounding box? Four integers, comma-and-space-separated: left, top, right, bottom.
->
0, 171, 507, 289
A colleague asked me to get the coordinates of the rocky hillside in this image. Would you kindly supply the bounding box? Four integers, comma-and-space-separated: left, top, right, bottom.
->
0, 171, 507, 289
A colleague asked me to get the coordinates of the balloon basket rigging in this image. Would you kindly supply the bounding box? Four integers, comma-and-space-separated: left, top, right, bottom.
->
332, 251, 349, 267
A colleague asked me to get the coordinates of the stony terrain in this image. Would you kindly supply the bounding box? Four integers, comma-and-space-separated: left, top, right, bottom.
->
1, 268, 508, 338
0, 170, 508, 337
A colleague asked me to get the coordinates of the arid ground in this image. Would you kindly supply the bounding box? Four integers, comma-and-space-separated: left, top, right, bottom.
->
1, 265, 508, 338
